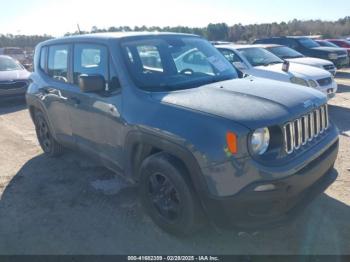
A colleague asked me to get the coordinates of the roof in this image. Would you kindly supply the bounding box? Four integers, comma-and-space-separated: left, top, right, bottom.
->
39, 32, 199, 46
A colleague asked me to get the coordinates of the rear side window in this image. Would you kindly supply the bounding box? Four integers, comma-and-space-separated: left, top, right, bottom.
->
48, 45, 69, 83
73, 44, 108, 85
39, 47, 47, 71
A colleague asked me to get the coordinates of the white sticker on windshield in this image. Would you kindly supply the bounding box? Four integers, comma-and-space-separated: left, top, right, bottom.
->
207, 56, 230, 72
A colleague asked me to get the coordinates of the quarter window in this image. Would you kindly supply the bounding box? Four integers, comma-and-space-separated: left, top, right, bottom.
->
73, 44, 108, 85
48, 45, 69, 83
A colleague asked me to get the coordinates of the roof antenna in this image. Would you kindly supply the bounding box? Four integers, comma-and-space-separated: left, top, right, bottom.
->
77, 24, 82, 34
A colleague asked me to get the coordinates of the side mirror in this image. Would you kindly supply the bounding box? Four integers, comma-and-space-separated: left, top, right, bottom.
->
79, 74, 105, 93
282, 60, 290, 72
233, 66, 249, 79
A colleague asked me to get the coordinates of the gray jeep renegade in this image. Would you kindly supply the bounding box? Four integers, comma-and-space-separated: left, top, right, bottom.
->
26, 32, 339, 235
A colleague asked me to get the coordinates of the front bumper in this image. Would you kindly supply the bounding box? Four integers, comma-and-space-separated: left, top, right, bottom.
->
316, 81, 338, 100
0, 86, 27, 98
200, 127, 339, 229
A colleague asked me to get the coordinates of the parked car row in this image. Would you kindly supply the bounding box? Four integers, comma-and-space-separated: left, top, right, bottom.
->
318, 39, 350, 59
0, 47, 34, 71
254, 36, 349, 68
25, 32, 339, 236
215, 44, 337, 99
0, 55, 31, 98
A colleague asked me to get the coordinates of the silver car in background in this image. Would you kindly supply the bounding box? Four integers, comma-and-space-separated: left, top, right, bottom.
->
0, 55, 31, 98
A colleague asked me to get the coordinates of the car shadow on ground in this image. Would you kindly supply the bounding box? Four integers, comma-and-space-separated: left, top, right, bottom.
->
0, 97, 27, 116
328, 104, 350, 135
335, 83, 350, 94
336, 70, 350, 80
0, 152, 349, 255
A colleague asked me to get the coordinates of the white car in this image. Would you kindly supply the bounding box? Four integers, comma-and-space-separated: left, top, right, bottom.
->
217, 44, 338, 99
174, 48, 214, 75
0, 47, 26, 64
255, 44, 337, 76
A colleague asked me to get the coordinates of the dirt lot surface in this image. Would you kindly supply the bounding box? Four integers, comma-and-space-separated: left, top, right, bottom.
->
0, 70, 349, 255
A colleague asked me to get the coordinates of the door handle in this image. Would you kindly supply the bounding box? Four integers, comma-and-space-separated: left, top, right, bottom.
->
39, 87, 51, 94
39, 88, 67, 100
70, 97, 81, 105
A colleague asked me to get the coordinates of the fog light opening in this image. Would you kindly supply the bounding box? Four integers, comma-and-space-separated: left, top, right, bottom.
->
254, 184, 276, 192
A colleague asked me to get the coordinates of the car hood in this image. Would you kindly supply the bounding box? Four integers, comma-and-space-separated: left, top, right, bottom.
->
255, 62, 331, 80
0, 70, 30, 82
151, 77, 327, 130
287, 57, 333, 67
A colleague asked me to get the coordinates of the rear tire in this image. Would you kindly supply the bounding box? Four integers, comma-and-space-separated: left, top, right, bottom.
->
138, 152, 204, 236
34, 110, 64, 157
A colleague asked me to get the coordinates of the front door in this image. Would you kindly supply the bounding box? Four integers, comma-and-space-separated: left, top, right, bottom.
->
67, 43, 124, 171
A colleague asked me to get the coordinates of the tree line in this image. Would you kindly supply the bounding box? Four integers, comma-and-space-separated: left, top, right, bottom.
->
1, 17, 350, 48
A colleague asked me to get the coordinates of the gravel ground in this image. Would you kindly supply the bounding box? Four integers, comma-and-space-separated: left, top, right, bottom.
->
0, 70, 349, 255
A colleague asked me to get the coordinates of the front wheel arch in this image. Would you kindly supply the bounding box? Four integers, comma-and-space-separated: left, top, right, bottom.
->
124, 131, 209, 201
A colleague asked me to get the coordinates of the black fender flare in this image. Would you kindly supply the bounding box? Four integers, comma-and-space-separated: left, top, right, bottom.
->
124, 130, 210, 200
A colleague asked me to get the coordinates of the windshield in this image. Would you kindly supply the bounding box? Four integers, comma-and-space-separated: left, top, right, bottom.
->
0, 56, 23, 71
318, 41, 339, 48
298, 38, 320, 48
238, 47, 283, 67
120, 36, 238, 91
268, 46, 304, 59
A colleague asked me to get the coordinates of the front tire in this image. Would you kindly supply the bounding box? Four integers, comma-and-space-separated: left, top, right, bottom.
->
139, 152, 204, 236
34, 110, 64, 157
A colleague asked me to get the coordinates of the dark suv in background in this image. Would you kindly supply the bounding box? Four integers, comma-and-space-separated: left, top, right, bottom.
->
254, 36, 349, 68
26, 33, 339, 235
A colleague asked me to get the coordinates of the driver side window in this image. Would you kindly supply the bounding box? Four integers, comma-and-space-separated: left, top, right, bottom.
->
48, 45, 69, 83
73, 44, 108, 86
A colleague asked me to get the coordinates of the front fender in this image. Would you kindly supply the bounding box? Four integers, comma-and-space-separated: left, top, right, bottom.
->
124, 128, 210, 198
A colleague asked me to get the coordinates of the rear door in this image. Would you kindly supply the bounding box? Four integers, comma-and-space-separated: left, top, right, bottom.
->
39, 44, 75, 146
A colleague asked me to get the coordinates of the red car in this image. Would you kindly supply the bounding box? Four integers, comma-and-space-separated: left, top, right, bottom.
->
325, 39, 350, 58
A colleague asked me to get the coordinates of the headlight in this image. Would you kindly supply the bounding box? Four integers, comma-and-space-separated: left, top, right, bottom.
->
328, 53, 338, 60
308, 80, 318, 88
250, 128, 270, 155
290, 77, 309, 87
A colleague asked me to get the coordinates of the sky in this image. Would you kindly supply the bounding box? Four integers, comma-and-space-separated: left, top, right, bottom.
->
0, 0, 349, 36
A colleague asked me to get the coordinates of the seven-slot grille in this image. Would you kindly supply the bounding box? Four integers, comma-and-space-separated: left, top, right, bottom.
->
283, 104, 329, 154
323, 65, 335, 71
